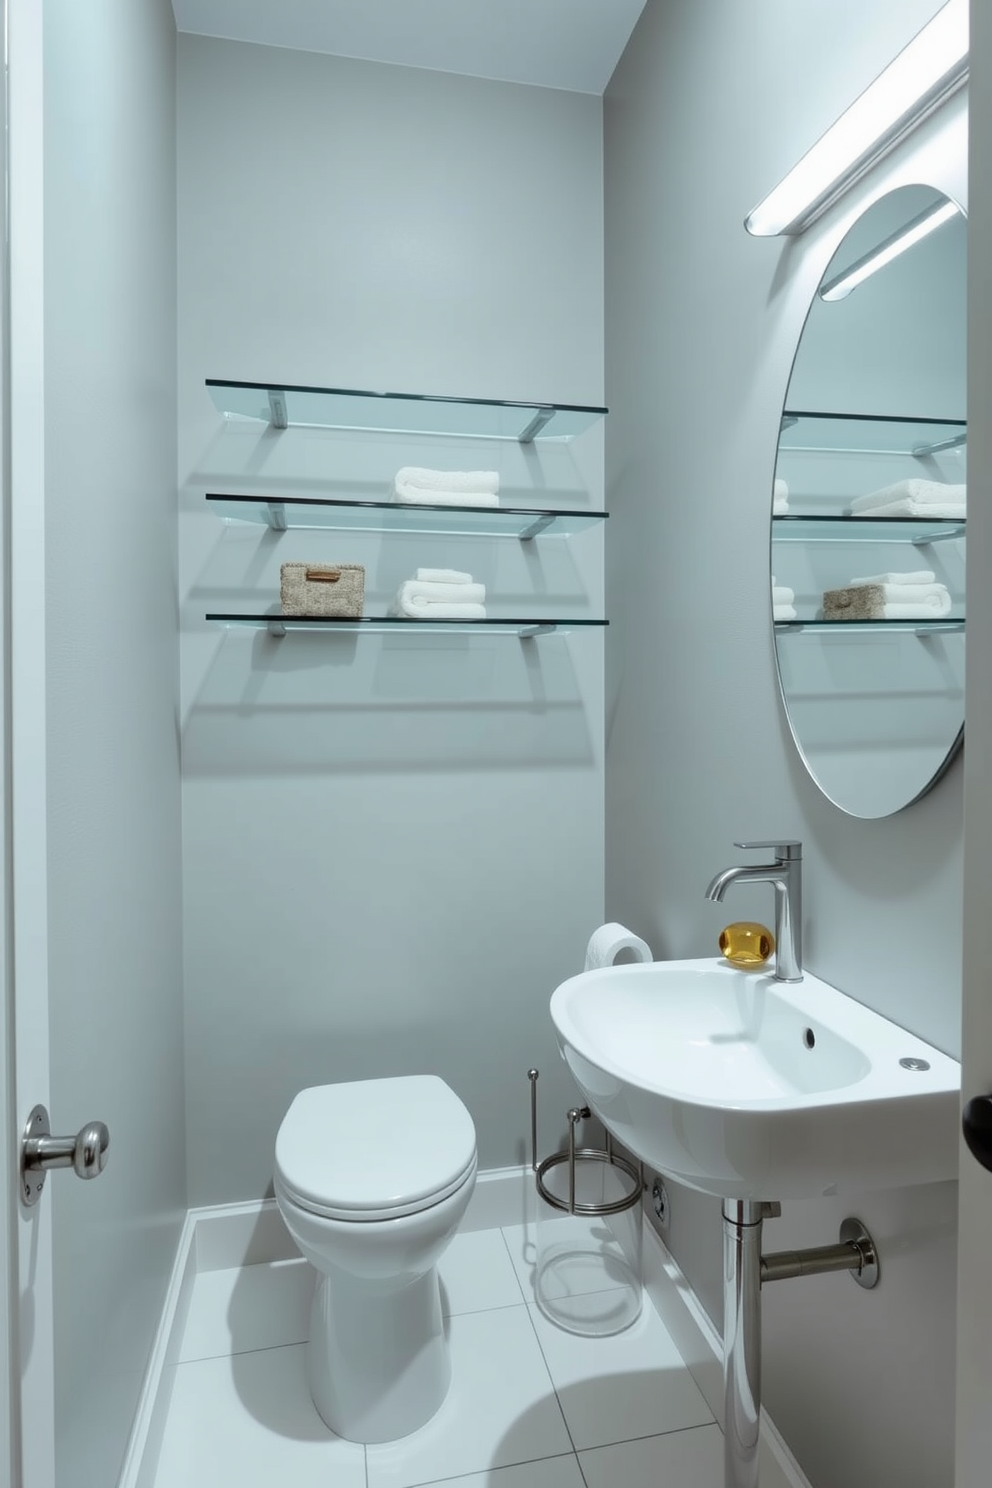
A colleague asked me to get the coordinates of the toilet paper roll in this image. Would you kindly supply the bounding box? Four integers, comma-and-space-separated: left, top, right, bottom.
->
584, 922, 653, 972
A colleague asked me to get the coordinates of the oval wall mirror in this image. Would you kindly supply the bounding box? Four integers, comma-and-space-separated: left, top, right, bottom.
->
771, 184, 966, 819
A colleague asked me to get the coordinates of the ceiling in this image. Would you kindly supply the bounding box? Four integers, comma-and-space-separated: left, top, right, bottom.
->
169, 0, 649, 95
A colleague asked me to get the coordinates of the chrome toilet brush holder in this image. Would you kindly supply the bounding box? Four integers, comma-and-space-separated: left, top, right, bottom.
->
527, 1068, 644, 1336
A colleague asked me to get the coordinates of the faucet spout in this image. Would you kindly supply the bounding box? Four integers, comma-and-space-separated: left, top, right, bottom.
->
705, 841, 803, 983
705, 863, 779, 902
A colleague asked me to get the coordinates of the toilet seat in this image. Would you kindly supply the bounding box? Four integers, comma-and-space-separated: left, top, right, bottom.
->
275, 1075, 477, 1222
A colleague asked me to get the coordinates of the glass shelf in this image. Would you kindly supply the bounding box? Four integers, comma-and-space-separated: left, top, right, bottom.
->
206, 494, 607, 540
206, 380, 607, 443
207, 614, 608, 637
772, 515, 965, 544
779, 410, 966, 458
774, 618, 964, 635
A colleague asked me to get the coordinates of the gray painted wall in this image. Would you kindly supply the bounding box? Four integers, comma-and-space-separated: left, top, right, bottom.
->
177, 36, 606, 1205
42, 3, 184, 1486
605, 3, 963, 1486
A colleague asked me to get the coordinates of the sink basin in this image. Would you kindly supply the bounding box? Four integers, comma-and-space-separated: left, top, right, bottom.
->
549, 958, 960, 1200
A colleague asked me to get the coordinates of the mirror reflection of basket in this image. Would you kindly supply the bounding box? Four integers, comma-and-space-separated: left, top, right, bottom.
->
528, 1069, 644, 1337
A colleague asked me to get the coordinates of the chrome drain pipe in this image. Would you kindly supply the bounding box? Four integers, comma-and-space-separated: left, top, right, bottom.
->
722, 1202, 879, 1488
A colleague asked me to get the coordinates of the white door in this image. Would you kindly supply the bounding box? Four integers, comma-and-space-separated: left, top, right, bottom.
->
955, 8, 992, 1482
7, 1, 184, 1482
7, 0, 58, 1482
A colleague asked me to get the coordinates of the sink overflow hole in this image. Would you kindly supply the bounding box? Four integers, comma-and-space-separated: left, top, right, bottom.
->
802, 1027, 815, 1049
899, 1056, 930, 1071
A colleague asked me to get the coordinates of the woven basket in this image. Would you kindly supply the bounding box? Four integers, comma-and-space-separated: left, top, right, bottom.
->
280, 563, 365, 618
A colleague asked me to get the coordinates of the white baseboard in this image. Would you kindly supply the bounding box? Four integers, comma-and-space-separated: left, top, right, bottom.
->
118, 1170, 810, 1488
116, 1210, 199, 1488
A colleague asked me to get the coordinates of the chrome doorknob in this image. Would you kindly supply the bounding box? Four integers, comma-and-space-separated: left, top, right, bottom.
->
21, 1104, 110, 1206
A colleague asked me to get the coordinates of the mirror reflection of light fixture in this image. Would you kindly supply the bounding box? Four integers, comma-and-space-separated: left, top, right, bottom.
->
745, 0, 968, 238
819, 197, 960, 300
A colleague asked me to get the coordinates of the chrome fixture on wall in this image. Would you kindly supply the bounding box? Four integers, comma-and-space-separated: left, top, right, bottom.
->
723, 1201, 879, 1488
745, 0, 968, 236
705, 841, 803, 982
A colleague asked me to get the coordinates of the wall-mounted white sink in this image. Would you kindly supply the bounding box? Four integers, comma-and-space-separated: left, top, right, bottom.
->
550, 958, 960, 1200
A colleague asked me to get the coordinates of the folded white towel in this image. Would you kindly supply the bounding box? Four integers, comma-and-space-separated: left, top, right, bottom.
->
397, 578, 486, 607
396, 466, 500, 495
393, 480, 501, 507
772, 585, 794, 605
850, 479, 965, 514
850, 499, 966, 519
773, 603, 797, 621
862, 580, 951, 604
414, 567, 474, 585
773, 498, 790, 515
850, 570, 935, 585
774, 478, 789, 501
849, 581, 950, 606
393, 598, 488, 620
880, 599, 953, 619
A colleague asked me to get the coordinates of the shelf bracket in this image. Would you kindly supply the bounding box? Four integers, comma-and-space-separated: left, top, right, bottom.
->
518, 514, 555, 541
911, 431, 967, 457
518, 408, 555, 443
266, 620, 287, 638
267, 391, 289, 430
266, 502, 288, 531
911, 524, 965, 545
519, 623, 556, 638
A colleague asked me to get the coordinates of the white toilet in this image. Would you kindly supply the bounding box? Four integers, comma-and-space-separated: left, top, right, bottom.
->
273, 1074, 478, 1443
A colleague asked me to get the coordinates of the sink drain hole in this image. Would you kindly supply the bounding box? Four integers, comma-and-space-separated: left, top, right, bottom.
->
803, 1027, 816, 1049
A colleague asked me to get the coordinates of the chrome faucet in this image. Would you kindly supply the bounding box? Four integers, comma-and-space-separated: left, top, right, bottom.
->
705, 840, 803, 982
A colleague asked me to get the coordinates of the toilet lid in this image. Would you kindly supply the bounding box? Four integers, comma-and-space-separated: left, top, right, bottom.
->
274, 1075, 477, 1221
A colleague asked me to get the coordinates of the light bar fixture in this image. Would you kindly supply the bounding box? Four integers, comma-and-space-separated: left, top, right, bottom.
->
745, 0, 968, 237
819, 196, 960, 300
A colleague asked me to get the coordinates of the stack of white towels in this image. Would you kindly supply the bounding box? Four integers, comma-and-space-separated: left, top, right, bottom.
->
822, 569, 952, 621
392, 467, 500, 508
848, 478, 966, 519
773, 478, 789, 515
393, 568, 487, 620
771, 576, 796, 621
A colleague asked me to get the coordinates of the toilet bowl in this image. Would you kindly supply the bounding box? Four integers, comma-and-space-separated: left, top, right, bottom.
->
274, 1075, 477, 1443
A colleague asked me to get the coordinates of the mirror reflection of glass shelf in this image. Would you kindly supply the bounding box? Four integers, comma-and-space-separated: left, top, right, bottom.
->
206, 380, 607, 443
206, 614, 608, 638
772, 515, 965, 544
774, 618, 964, 635
779, 410, 966, 458
205, 494, 607, 540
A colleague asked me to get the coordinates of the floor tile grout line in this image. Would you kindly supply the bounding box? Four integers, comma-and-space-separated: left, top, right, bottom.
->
442, 1297, 530, 1324
496, 1221, 533, 1307
518, 1290, 586, 1466
518, 1295, 719, 1459
176, 1299, 535, 1369
369, 1447, 581, 1488
175, 1337, 311, 1367
578, 1418, 724, 1454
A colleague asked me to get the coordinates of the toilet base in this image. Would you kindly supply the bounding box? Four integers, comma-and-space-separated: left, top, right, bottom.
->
307, 1264, 450, 1443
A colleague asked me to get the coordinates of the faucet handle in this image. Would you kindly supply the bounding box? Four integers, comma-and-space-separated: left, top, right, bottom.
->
734, 840, 802, 860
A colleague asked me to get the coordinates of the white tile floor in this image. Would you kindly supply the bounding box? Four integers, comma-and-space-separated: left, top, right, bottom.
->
151, 1221, 725, 1488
